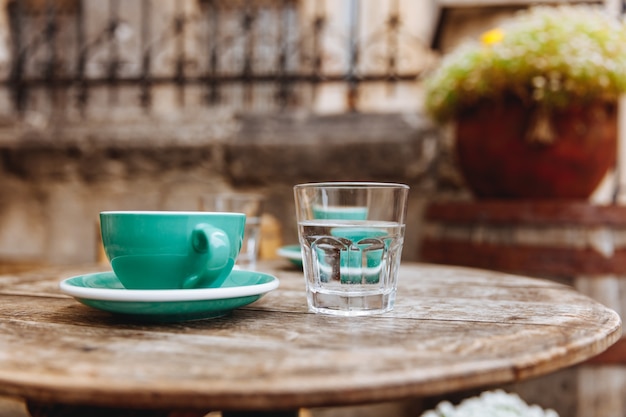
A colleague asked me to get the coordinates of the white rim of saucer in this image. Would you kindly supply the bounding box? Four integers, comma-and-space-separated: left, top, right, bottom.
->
59, 271, 279, 302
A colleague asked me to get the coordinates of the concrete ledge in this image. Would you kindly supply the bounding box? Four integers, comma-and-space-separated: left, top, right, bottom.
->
0, 112, 445, 264
226, 112, 441, 186
0, 112, 442, 187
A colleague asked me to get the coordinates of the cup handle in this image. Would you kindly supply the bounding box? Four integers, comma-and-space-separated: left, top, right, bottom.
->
183, 223, 231, 289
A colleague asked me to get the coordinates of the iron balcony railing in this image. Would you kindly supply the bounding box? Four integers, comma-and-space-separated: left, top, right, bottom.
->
2, 0, 435, 118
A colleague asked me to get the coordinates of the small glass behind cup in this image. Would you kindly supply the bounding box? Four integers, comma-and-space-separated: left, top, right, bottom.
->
293, 182, 409, 316
201, 193, 265, 270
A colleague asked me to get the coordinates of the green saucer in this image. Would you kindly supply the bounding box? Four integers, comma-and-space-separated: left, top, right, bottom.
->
59, 269, 279, 322
276, 245, 303, 268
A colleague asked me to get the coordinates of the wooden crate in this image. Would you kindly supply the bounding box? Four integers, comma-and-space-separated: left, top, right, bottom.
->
421, 200, 626, 417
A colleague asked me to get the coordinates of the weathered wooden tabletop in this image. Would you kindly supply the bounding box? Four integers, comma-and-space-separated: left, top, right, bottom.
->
0, 261, 621, 416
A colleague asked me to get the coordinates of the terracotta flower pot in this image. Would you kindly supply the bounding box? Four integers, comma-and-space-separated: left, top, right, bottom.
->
455, 98, 617, 199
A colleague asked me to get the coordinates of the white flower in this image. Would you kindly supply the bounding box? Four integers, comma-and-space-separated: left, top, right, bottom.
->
418, 390, 560, 417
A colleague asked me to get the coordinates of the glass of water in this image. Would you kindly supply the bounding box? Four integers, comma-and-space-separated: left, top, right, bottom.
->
202, 193, 265, 270
293, 182, 410, 316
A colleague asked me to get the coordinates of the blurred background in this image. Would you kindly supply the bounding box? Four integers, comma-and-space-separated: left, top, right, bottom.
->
0, 0, 610, 266
0, 0, 440, 267
0, 1, 624, 416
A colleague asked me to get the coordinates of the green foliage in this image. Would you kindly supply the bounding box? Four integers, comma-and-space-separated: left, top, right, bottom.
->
424, 6, 626, 122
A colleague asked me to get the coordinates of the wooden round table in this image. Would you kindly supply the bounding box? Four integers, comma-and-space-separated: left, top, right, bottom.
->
0, 261, 621, 416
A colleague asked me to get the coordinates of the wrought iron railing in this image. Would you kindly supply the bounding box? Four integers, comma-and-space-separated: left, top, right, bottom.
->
1, 0, 435, 118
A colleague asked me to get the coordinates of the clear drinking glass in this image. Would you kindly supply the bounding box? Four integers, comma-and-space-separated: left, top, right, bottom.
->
202, 193, 265, 270
294, 182, 410, 316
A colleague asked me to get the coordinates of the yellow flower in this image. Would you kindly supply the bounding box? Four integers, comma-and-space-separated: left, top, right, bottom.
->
481, 28, 505, 45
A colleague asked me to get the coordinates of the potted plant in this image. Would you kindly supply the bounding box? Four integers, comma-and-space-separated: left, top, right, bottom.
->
423, 5, 626, 199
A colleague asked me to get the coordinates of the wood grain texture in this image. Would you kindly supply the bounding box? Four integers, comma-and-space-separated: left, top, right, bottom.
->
0, 262, 621, 413
421, 201, 626, 277
421, 238, 626, 277
577, 366, 626, 417
424, 200, 626, 226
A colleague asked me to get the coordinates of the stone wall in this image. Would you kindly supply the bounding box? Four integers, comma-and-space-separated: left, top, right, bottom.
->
0, 110, 454, 265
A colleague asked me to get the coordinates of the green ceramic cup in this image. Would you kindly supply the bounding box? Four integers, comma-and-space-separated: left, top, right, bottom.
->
100, 211, 246, 290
